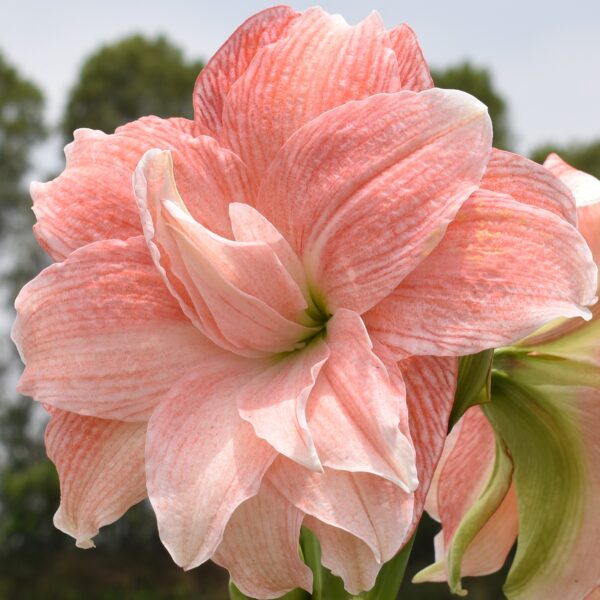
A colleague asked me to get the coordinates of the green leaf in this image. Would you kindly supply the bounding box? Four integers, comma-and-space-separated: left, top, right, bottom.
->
482, 372, 586, 599
449, 348, 494, 430
362, 532, 416, 600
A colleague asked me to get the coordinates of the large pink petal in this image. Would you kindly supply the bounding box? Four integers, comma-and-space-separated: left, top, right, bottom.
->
388, 24, 434, 91
32, 117, 245, 260
237, 339, 330, 471
13, 236, 217, 421
482, 149, 577, 225
213, 479, 311, 599
257, 89, 492, 314
222, 8, 401, 186
145, 356, 276, 570
46, 410, 147, 548
307, 310, 417, 490
193, 6, 299, 138
366, 191, 597, 358
134, 150, 316, 356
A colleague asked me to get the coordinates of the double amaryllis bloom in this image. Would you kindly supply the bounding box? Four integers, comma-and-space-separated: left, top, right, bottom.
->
418, 155, 600, 599
11, 6, 598, 598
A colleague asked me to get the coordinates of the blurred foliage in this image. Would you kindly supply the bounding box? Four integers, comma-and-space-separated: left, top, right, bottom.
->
61, 35, 203, 139
431, 62, 512, 151
0, 50, 45, 222
531, 140, 600, 177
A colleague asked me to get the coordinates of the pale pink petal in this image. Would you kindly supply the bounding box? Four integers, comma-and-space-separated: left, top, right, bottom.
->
544, 152, 600, 207
32, 117, 246, 260
268, 459, 413, 566
304, 516, 382, 595
228, 202, 309, 298
258, 89, 492, 314
307, 310, 417, 490
237, 339, 330, 471
366, 191, 597, 358
434, 408, 498, 544
544, 153, 600, 269
134, 150, 316, 355
388, 24, 434, 91
13, 236, 217, 421
482, 149, 577, 225
145, 356, 276, 570
46, 410, 147, 548
421, 485, 518, 583
213, 479, 311, 599
193, 5, 299, 138
416, 408, 518, 584
457, 485, 518, 578
400, 355, 459, 531
222, 8, 401, 185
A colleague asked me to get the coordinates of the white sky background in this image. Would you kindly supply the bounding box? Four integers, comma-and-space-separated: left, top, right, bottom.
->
1, 0, 600, 176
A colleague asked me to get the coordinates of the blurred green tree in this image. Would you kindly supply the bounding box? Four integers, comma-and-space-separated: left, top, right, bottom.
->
531, 140, 600, 177
61, 34, 203, 139
0, 50, 45, 220
431, 62, 512, 151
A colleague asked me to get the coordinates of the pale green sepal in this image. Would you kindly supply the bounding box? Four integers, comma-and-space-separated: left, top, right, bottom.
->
361, 532, 416, 600
449, 349, 494, 430
482, 373, 586, 599
446, 439, 513, 595
494, 352, 600, 389
412, 560, 446, 584
228, 580, 310, 600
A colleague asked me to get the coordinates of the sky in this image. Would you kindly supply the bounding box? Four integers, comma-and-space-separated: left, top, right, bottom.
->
2, 0, 600, 174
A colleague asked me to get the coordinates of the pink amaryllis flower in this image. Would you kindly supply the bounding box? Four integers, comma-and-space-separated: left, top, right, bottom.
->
415, 155, 600, 600
12, 6, 597, 598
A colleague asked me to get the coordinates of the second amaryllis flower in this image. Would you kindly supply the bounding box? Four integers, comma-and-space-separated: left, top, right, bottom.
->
12, 6, 597, 598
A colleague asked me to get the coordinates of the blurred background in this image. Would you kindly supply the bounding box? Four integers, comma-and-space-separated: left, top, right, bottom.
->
1, 1, 599, 598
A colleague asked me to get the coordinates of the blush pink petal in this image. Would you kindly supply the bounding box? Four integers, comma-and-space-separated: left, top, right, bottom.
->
237, 340, 329, 471
31, 117, 243, 261
134, 150, 315, 355
388, 24, 434, 91
46, 410, 147, 548
481, 149, 578, 225
213, 479, 312, 599
366, 191, 597, 358
307, 309, 417, 491
193, 5, 299, 138
257, 89, 492, 314
12, 236, 217, 421
222, 7, 401, 186
268, 459, 413, 568
145, 356, 276, 570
